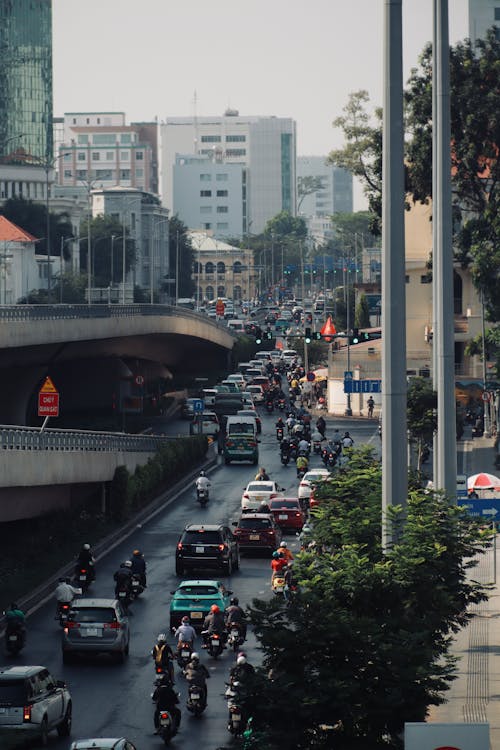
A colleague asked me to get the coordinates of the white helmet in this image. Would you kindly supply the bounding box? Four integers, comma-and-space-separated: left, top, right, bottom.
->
237, 655, 247, 665
191, 652, 200, 662
124, 560, 132, 568
157, 633, 167, 642
83, 543, 90, 551
280, 541, 287, 548
199, 470, 205, 477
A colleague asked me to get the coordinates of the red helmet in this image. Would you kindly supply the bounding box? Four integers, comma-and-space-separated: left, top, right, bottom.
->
210, 604, 220, 613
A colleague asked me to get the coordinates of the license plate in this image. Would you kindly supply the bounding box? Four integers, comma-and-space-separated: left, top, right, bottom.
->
232, 714, 242, 721
79, 575, 86, 581
231, 629, 239, 637
190, 611, 203, 619
278, 514, 288, 520
8, 635, 17, 641
191, 692, 200, 699
119, 591, 127, 598
160, 717, 170, 726
249, 534, 260, 540
82, 628, 100, 637
181, 650, 190, 657
211, 638, 220, 646
195, 546, 205, 553
255, 496, 263, 502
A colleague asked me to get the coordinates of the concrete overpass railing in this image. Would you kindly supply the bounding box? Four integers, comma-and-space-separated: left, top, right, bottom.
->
0, 424, 171, 452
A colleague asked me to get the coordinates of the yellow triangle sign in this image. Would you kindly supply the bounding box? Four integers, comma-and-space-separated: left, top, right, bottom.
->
40, 376, 57, 393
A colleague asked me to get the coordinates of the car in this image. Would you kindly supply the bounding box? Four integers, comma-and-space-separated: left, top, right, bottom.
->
175, 523, 240, 576
250, 375, 271, 392
225, 373, 247, 389
61, 598, 130, 663
232, 513, 282, 554
241, 480, 285, 512
246, 384, 265, 404
298, 469, 331, 501
169, 579, 232, 630
181, 397, 200, 419
189, 410, 220, 436
248, 360, 267, 373
281, 349, 300, 367
220, 380, 240, 393
269, 497, 306, 530
237, 408, 262, 433
71, 740, 137, 750
0, 665, 72, 746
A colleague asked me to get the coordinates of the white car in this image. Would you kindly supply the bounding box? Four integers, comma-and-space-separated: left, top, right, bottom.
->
297, 469, 331, 500
71, 740, 137, 750
246, 384, 264, 404
241, 480, 285, 512
225, 373, 247, 390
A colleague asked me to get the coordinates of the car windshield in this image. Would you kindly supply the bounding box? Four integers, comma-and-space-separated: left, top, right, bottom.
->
70, 607, 117, 623
246, 482, 273, 493
229, 422, 254, 433
178, 585, 218, 596
182, 530, 222, 544
238, 518, 272, 529
306, 473, 328, 482
270, 500, 300, 510
0, 681, 26, 704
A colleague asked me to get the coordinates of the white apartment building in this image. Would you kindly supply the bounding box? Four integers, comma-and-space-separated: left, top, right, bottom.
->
57, 112, 156, 195
159, 111, 296, 235
468, 0, 500, 43
297, 157, 353, 242
173, 153, 244, 239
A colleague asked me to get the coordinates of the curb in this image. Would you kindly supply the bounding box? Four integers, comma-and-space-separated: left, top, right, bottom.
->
0, 443, 218, 632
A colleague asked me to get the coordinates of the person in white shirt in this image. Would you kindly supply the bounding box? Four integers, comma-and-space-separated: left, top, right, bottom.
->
195, 471, 211, 492
174, 616, 197, 648
342, 431, 354, 448
55, 577, 82, 604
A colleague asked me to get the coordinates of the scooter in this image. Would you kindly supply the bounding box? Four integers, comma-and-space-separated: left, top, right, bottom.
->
265, 400, 274, 414
280, 448, 290, 466
272, 572, 287, 595
75, 566, 91, 593
156, 709, 178, 745
196, 487, 209, 506
56, 601, 72, 627
205, 631, 224, 658
276, 426, 284, 442
176, 641, 193, 669
227, 624, 245, 652
186, 683, 206, 716
5, 623, 25, 655
225, 682, 246, 735
130, 574, 144, 599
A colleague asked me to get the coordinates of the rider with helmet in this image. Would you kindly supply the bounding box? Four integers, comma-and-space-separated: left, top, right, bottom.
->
113, 560, 133, 598
229, 653, 255, 685
184, 652, 210, 708
152, 673, 181, 734
173, 616, 197, 651
202, 604, 227, 647
195, 470, 211, 494
225, 596, 247, 640
152, 633, 175, 684
277, 541, 294, 563
130, 549, 147, 587
271, 550, 288, 577
76, 542, 96, 581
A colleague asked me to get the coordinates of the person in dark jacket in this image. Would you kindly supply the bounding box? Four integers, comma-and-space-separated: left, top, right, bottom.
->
152, 674, 181, 732
130, 549, 147, 586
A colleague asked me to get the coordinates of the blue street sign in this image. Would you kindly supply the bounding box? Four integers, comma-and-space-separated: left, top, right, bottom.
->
458, 497, 500, 520
344, 379, 381, 394
192, 399, 204, 413
344, 371, 353, 380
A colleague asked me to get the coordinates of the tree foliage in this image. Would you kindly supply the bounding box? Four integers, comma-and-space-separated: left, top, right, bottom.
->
170, 214, 195, 298
79, 214, 136, 286
354, 292, 370, 328
246, 448, 488, 749
0, 195, 73, 259
297, 176, 326, 212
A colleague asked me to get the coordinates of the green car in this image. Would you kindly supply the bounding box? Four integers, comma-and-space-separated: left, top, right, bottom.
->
169, 579, 233, 630
223, 433, 259, 465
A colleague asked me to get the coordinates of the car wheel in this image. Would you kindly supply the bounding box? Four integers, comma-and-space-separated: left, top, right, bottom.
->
175, 561, 184, 576
57, 703, 72, 737
224, 556, 233, 576
224, 457, 231, 465
124, 639, 130, 656
233, 551, 240, 571
39, 718, 49, 746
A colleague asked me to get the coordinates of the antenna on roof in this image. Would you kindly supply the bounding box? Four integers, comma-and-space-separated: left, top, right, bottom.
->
193, 90, 198, 155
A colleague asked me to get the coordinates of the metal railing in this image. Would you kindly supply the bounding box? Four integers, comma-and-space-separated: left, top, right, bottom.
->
0, 425, 173, 452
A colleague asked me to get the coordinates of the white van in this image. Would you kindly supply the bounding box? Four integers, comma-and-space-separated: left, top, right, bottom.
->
202, 388, 218, 408
226, 414, 258, 439
227, 319, 245, 333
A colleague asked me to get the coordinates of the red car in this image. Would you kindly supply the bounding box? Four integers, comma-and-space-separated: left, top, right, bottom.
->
269, 497, 305, 531
232, 513, 282, 555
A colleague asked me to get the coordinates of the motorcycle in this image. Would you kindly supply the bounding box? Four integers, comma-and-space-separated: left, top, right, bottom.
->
5, 623, 25, 655
278, 398, 286, 411
157, 709, 178, 745
130, 574, 144, 599
75, 566, 91, 593
206, 631, 225, 658
115, 581, 132, 607
296, 464, 308, 479
176, 641, 193, 669
272, 572, 287, 595
276, 426, 284, 442
265, 400, 274, 414
313, 438, 322, 454
326, 451, 337, 469
225, 682, 246, 735
196, 487, 209, 507
56, 601, 72, 627
280, 448, 290, 466
186, 683, 206, 716
227, 624, 245, 653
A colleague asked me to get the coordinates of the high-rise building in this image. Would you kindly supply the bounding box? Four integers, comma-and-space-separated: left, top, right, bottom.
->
296, 156, 353, 243
159, 110, 296, 236
468, 0, 500, 44
0, 0, 53, 164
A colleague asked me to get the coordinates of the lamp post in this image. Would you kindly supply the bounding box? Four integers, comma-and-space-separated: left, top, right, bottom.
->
151, 218, 169, 304
110, 234, 123, 287
78, 172, 112, 305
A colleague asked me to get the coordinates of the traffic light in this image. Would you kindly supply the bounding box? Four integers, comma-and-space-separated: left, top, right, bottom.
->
304, 327, 312, 344
255, 326, 262, 344
265, 330, 273, 341
351, 328, 360, 344
313, 331, 322, 341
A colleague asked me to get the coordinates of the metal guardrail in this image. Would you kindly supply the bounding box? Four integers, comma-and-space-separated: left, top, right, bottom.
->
0, 425, 172, 452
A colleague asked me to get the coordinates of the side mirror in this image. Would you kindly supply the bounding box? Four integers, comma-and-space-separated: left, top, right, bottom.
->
232, 521, 237, 527
227, 590, 233, 595
170, 591, 176, 595
56, 680, 66, 688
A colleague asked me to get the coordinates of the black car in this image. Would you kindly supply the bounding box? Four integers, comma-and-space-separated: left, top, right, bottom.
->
175, 524, 240, 576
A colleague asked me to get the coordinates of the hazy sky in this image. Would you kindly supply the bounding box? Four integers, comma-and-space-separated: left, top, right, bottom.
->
52, 0, 470, 207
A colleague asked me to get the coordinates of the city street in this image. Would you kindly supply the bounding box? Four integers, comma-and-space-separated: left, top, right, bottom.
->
7, 407, 379, 748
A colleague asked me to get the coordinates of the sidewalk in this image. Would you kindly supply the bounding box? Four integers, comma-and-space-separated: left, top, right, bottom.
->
429, 435, 500, 748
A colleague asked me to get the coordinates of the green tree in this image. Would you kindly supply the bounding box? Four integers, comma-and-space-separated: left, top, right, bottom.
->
354, 292, 370, 328
170, 215, 195, 298
407, 377, 437, 470
79, 214, 135, 287
247, 448, 488, 750
0, 195, 73, 260
297, 176, 325, 212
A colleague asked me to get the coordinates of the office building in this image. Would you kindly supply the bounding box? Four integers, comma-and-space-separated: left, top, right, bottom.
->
160, 111, 296, 235
468, 0, 500, 43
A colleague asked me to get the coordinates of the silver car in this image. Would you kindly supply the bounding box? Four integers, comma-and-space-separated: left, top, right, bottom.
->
62, 598, 130, 663
71, 739, 137, 750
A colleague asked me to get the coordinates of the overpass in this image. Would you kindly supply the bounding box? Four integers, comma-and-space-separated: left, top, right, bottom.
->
0, 304, 236, 424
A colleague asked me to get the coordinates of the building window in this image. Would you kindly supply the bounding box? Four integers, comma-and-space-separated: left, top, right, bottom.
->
204, 223, 212, 230
136, 168, 144, 177
64, 169, 72, 178
495, 7, 500, 19
92, 152, 100, 161
121, 134, 132, 143
76, 169, 87, 178
121, 151, 129, 160
136, 151, 143, 160
216, 174, 228, 182
205, 262, 215, 274
216, 190, 228, 197
106, 151, 114, 160
200, 174, 212, 182
93, 134, 115, 145
217, 262, 226, 274
201, 135, 221, 142
225, 149, 246, 157
64, 153, 71, 160
97, 169, 111, 178
200, 190, 212, 197
78, 152, 86, 161
72, 118, 76, 124
217, 222, 229, 230
420, 274, 432, 284
226, 135, 246, 142
77, 134, 89, 144
405, 275, 410, 283
217, 206, 228, 213
200, 206, 212, 214
120, 169, 131, 179
97, 117, 101, 124
86, 118, 90, 124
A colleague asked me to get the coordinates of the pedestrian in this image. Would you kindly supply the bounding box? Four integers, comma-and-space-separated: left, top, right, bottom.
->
367, 396, 375, 418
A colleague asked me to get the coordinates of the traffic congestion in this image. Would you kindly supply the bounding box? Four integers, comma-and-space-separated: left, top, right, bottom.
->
0, 320, 380, 749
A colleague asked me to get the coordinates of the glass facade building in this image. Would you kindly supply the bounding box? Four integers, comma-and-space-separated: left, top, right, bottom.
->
0, 0, 53, 164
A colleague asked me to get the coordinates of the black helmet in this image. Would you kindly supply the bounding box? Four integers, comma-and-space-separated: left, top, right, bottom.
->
230, 597, 239, 606
10, 602, 18, 610
58, 577, 66, 583
344, 431, 350, 437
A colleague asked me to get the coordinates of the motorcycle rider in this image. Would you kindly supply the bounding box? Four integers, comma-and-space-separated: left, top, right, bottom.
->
271, 550, 287, 580
255, 467, 270, 481
296, 453, 309, 477
315, 415, 326, 438
229, 653, 255, 685
152, 673, 181, 734
152, 633, 175, 684
76, 542, 95, 581
342, 431, 354, 449
258, 500, 271, 514
5, 602, 26, 644
298, 436, 310, 455
55, 577, 82, 614
184, 652, 210, 708
113, 560, 133, 598
173, 616, 197, 651
225, 596, 247, 641
130, 549, 147, 587
195, 470, 211, 498
277, 541, 294, 564
202, 604, 227, 647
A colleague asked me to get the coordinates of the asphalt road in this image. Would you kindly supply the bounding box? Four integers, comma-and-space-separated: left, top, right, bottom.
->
6, 409, 379, 749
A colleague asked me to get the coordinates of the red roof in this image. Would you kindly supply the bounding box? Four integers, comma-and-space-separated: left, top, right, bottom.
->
0, 215, 37, 243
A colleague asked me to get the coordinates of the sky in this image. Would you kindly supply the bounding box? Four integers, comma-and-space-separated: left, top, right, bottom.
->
52, 0, 470, 208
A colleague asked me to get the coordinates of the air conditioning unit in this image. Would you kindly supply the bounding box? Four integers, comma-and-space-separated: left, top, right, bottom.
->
367, 347, 376, 355
424, 325, 433, 343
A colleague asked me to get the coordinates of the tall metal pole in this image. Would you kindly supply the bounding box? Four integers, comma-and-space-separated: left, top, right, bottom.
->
175, 230, 179, 305
345, 280, 352, 416
434, 0, 457, 493
481, 291, 490, 436
122, 224, 126, 304
45, 166, 51, 303
87, 189, 92, 306
382, 0, 407, 549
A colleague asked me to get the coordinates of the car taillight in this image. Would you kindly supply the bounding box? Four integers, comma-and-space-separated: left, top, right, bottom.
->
218, 543, 227, 551
270, 493, 277, 499
295, 513, 302, 517
299, 482, 307, 488
79, 568, 87, 574
226, 440, 234, 447
67, 621, 80, 629
104, 622, 122, 629
249, 441, 257, 447
177, 542, 183, 550
23, 705, 31, 722
243, 493, 249, 499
